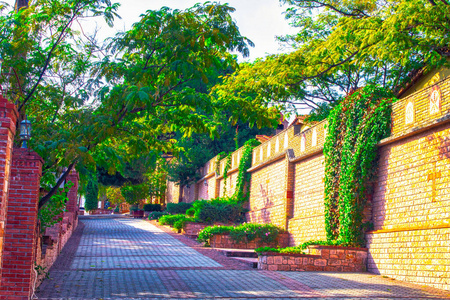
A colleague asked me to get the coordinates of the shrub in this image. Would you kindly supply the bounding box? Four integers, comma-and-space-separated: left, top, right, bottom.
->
143, 203, 162, 212
186, 207, 195, 217
193, 197, 247, 224
254, 239, 342, 254
254, 246, 305, 254
158, 214, 194, 230
85, 178, 99, 212
114, 205, 120, 213
148, 211, 168, 220
166, 202, 193, 214
129, 205, 139, 212
197, 223, 284, 244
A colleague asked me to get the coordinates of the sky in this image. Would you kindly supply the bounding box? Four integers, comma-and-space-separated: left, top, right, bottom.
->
4, 0, 297, 62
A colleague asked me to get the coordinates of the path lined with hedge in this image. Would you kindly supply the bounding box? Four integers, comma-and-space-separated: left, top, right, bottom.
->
36, 216, 449, 299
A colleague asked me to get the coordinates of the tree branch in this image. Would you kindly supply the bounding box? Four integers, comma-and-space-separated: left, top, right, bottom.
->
38, 161, 76, 209
18, 2, 85, 112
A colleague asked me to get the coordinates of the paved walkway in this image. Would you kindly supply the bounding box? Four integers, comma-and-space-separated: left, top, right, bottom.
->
36, 216, 449, 299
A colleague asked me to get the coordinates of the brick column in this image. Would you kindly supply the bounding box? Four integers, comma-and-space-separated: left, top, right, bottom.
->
0, 148, 43, 300
66, 170, 79, 213
0, 96, 18, 264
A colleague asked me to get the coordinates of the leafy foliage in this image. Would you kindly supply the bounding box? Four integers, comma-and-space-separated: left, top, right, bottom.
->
143, 203, 162, 212
85, 177, 99, 212
233, 138, 260, 201
148, 211, 168, 220
254, 239, 341, 254
120, 183, 148, 205
158, 214, 194, 230
222, 153, 232, 194
197, 223, 285, 244
214, 0, 450, 115
0, 1, 277, 213
192, 197, 247, 224
323, 85, 394, 246
38, 181, 74, 232
165, 202, 193, 215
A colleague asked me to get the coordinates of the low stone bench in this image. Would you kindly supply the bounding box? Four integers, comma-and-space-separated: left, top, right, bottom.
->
258, 245, 368, 272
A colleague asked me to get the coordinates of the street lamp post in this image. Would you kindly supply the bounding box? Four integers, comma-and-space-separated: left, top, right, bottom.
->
20, 118, 31, 148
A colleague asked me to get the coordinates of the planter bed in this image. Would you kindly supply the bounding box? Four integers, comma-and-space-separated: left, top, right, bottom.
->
209, 232, 289, 249
258, 245, 368, 272
181, 222, 209, 238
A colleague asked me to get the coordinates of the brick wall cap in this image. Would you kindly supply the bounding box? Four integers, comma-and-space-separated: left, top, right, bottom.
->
247, 150, 289, 173
258, 252, 321, 258
13, 148, 44, 164
307, 245, 368, 251
378, 113, 450, 147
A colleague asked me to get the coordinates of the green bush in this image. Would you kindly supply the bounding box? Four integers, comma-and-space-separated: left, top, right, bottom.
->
254, 246, 305, 254
143, 203, 162, 212
254, 239, 342, 254
186, 207, 195, 217
148, 211, 168, 220
158, 214, 194, 230
166, 202, 193, 214
129, 205, 139, 212
114, 205, 120, 213
193, 197, 247, 224
198, 223, 284, 244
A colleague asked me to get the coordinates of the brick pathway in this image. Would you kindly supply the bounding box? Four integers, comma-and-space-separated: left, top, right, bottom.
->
36, 216, 450, 299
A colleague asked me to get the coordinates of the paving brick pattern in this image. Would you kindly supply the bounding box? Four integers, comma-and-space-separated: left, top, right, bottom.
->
36, 216, 450, 299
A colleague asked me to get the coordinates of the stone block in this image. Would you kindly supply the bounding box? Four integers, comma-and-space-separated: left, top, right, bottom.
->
314, 259, 327, 267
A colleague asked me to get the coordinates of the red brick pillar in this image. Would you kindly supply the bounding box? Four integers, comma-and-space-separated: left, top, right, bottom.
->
0, 148, 43, 300
66, 170, 79, 213
0, 96, 18, 262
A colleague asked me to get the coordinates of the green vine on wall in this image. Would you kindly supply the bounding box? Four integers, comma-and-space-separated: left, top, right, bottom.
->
215, 152, 227, 175
323, 85, 395, 247
233, 138, 260, 202
222, 153, 232, 194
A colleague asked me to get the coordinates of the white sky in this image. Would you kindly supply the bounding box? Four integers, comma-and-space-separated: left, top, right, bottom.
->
4, 0, 297, 62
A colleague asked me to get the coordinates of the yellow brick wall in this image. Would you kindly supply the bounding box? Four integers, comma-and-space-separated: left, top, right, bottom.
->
288, 153, 327, 246
247, 158, 287, 229
367, 122, 450, 290
367, 228, 450, 291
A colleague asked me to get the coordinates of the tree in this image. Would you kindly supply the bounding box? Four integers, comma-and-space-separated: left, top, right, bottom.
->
215, 0, 450, 117
0, 1, 279, 211
85, 177, 99, 212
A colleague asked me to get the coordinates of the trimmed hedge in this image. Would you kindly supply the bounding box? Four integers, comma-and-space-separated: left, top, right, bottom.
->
198, 223, 284, 244
254, 239, 341, 254
148, 211, 168, 220
143, 203, 162, 212
166, 202, 193, 214
159, 214, 195, 231
192, 198, 247, 224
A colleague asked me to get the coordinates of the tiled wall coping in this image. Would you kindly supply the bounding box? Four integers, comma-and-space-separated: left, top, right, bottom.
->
247, 150, 294, 173
215, 166, 239, 180
378, 114, 450, 147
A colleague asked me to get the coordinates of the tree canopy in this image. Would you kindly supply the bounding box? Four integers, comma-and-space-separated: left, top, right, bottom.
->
214, 0, 450, 116
0, 1, 280, 209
